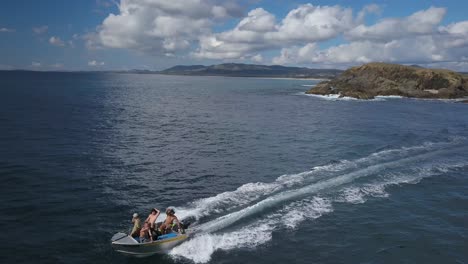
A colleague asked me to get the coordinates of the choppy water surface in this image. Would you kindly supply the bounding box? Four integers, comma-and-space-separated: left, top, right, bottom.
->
1, 72, 467, 263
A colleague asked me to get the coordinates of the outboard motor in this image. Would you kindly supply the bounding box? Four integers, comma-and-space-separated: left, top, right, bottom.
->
180, 219, 191, 229
172, 220, 191, 233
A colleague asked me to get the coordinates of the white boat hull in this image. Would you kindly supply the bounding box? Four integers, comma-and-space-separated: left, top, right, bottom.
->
111, 232, 189, 257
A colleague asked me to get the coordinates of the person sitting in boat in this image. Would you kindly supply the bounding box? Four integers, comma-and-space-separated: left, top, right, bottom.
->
139, 222, 154, 243
159, 208, 181, 234
129, 213, 141, 238
145, 208, 160, 230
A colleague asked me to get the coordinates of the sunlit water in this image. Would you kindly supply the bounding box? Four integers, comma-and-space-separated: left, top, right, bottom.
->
1, 72, 467, 263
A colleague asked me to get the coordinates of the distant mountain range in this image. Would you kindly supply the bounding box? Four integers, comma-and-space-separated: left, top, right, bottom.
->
158, 63, 343, 78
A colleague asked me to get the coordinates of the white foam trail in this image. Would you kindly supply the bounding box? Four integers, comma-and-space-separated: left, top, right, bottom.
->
175, 139, 465, 221
194, 145, 461, 234
336, 160, 468, 204
338, 187, 367, 204
171, 196, 332, 263
170, 223, 273, 263
170, 159, 468, 263
280, 197, 333, 229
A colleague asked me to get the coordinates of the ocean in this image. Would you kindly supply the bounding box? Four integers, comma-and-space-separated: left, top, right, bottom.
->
1, 71, 467, 263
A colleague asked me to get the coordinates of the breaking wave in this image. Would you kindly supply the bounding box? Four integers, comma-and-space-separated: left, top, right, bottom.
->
170, 138, 468, 263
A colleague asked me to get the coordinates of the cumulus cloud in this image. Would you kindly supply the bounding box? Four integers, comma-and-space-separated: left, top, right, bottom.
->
49, 36, 66, 47
51, 63, 64, 68
31, 62, 41, 67
251, 54, 263, 63
88, 1, 468, 70
346, 7, 446, 41
357, 4, 381, 22
32, 26, 48, 35
88, 60, 105, 66
237, 8, 276, 32
0, 64, 14, 70
0, 27, 15, 32
193, 4, 356, 59
91, 0, 243, 54
438, 21, 468, 49
273, 4, 354, 42
273, 37, 444, 65
271, 7, 468, 70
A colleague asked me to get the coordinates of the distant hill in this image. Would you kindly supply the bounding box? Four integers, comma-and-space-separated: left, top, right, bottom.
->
306, 62, 468, 99
160, 63, 342, 78
408, 64, 424, 68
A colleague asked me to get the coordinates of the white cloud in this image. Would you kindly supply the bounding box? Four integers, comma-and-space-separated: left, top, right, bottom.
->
438, 21, 468, 49
357, 4, 381, 22
49, 36, 66, 47
271, 7, 468, 71
32, 26, 48, 35
251, 54, 263, 63
272, 43, 318, 65
237, 8, 276, 32
88, 2, 468, 71
0, 64, 14, 70
272, 30, 468, 69
91, 0, 242, 54
51, 63, 64, 68
347, 7, 446, 41
273, 38, 443, 65
0, 27, 15, 32
193, 4, 356, 60
96, 0, 114, 8
273, 4, 354, 42
32, 62, 41, 67
440, 21, 468, 35
88, 60, 105, 66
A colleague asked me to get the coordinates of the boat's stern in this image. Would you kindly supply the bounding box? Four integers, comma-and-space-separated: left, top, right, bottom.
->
111, 232, 189, 257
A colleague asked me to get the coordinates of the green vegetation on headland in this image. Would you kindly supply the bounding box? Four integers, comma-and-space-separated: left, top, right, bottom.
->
159, 63, 342, 79
306, 63, 468, 100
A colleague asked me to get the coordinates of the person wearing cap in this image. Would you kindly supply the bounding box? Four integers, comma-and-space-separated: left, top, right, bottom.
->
159, 208, 181, 234
145, 208, 161, 230
130, 213, 141, 238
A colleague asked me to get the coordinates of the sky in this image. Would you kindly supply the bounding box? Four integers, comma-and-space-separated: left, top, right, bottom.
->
1, 0, 468, 71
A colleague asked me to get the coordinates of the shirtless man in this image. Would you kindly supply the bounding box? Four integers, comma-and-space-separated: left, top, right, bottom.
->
139, 222, 153, 243
145, 208, 160, 230
159, 208, 181, 234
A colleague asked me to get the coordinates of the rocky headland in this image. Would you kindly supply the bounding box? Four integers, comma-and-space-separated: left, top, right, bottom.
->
306, 63, 468, 100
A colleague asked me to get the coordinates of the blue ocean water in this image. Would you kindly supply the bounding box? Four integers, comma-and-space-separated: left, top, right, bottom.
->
0, 72, 467, 263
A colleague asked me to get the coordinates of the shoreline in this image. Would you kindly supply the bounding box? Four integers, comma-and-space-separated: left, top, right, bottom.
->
242, 76, 329, 81
301, 92, 468, 102
158, 73, 332, 80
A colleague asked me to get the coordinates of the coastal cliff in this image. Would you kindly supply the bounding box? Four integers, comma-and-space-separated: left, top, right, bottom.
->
306, 63, 468, 99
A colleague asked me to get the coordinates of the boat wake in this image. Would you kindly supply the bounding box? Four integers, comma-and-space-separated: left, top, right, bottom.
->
169, 138, 468, 263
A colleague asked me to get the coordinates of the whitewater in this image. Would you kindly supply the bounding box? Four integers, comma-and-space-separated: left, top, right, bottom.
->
168, 138, 468, 263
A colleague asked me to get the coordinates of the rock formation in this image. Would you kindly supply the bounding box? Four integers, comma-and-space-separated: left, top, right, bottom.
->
306, 63, 468, 99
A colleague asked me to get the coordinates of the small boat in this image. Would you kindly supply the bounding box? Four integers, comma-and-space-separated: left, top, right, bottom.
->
111, 231, 189, 257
